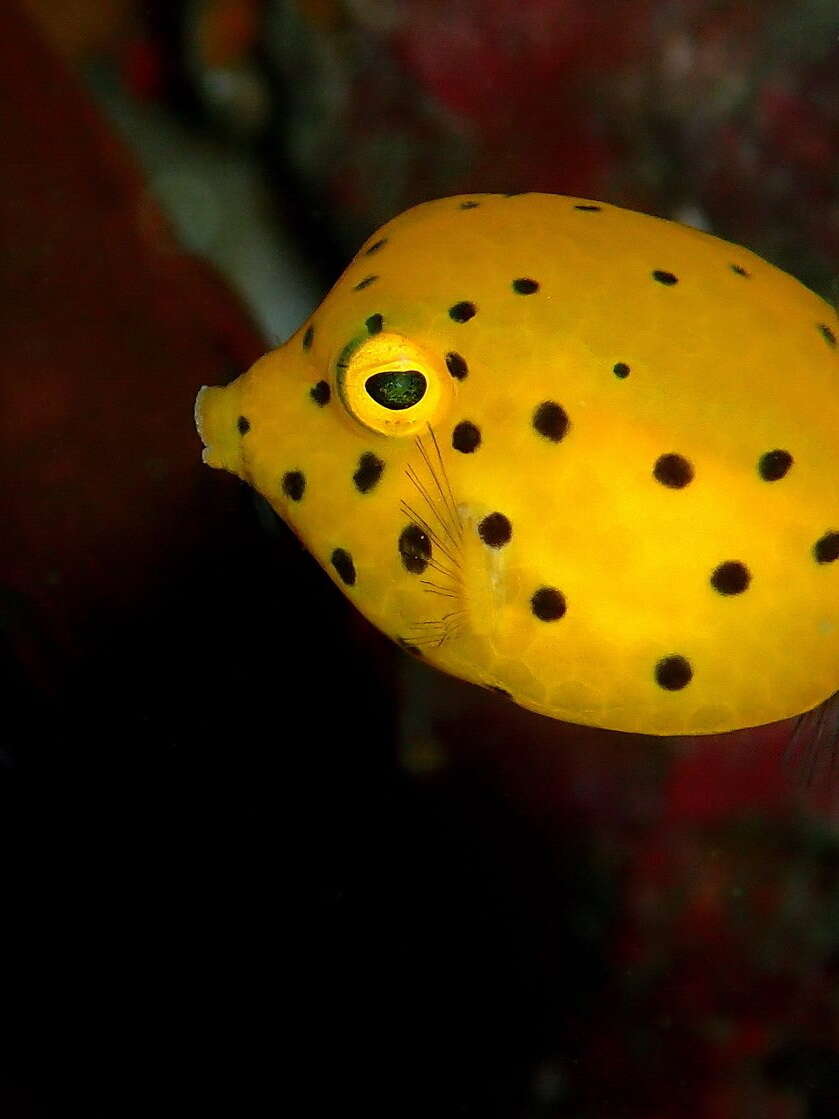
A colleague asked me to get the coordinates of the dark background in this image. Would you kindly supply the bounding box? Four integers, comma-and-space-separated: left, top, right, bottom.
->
4, 3, 839, 1116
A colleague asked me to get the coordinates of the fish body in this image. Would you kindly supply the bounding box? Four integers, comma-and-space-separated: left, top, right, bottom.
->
196, 193, 839, 737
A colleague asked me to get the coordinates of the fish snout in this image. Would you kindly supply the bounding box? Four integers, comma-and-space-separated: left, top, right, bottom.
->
194, 380, 246, 476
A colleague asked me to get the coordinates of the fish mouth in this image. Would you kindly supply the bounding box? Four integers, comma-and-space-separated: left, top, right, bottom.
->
194, 381, 246, 476
194, 386, 210, 451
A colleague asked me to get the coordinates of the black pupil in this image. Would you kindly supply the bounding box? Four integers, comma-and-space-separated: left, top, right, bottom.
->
365, 370, 426, 410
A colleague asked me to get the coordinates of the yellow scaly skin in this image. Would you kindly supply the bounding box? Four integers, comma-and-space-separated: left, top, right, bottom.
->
196, 194, 839, 736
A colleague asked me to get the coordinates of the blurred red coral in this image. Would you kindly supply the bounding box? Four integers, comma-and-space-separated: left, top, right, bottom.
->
0, 2, 264, 680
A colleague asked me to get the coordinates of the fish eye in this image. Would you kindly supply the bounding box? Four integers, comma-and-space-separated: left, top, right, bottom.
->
364, 370, 427, 410
336, 331, 452, 436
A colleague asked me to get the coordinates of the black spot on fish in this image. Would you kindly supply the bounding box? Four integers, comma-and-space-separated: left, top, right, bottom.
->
655, 654, 692, 690
460, 200, 480, 209
613, 362, 630, 378
513, 278, 539, 294
758, 449, 793, 481
452, 421, 481, 453
711, 561, 751, 595
302, 324, 314, 349
533, 401, 569, 443
354, 275, 378, 291
310, 381, 331, 406
331, 548, 356, 586
449, 301, 477, 323
282, 470, 305, 502
814, 532, 839, 564
446, 352, 469, 380
478, 512, 512, 548
353, 452, 384, 494
237, 416, 250, 435
366, 313, 384, 334
365, 238, 387, 256
730, 264, 750, 277
654, 453, 693, 488
819, 323, 836, 348
574, 204, 602, 211
531, 587, 566, 621
399, 523, 431, 574
652, 270, 678, 286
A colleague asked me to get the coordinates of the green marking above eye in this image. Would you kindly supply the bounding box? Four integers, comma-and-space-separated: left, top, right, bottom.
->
365, 370, 427, 410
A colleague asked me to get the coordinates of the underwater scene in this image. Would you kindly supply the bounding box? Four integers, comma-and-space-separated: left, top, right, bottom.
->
4, 2, 838, 1116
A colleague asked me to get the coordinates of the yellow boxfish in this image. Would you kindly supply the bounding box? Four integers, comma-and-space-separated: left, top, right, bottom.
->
195, 194, 838, 739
